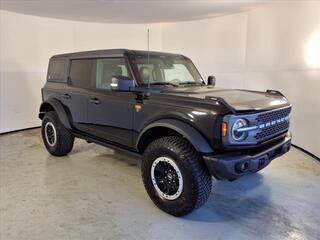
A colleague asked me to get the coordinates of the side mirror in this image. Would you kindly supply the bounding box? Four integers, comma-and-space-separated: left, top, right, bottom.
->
111, 76, 135, 91
207, 76, 216, 86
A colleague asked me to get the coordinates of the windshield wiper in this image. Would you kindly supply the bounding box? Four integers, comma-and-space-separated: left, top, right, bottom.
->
179, 81, 204, 86
148, 82, 179, 87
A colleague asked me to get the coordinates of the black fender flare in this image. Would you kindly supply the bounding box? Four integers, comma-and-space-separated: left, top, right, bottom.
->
137, 119, 214, 153
39, 98, 72, 129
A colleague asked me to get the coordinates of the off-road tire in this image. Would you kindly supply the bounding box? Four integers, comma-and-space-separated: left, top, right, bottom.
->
41, 111, 74, 156
141, 136, 212, 216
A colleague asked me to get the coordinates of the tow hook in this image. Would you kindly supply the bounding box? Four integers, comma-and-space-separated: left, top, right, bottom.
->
235, 161, 250, 173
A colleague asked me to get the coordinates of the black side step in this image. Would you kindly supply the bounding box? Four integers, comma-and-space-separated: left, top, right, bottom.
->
72, 131, 142, 158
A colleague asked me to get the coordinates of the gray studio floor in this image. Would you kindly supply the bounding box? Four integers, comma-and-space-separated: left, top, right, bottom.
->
0, 128, 319, 240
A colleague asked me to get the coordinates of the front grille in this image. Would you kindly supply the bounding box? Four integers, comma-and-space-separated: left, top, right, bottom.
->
255, 106, 291, 141
256, 107, 291, 123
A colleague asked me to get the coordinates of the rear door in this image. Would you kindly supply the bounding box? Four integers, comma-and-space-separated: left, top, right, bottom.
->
86, 58, 136, 147
60, 58, 95, 132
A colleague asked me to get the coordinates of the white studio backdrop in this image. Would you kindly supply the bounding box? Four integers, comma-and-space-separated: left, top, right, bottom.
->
1, 1, 320, 156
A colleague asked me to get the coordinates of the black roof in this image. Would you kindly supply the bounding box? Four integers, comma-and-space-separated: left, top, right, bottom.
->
51, 49, 185, 59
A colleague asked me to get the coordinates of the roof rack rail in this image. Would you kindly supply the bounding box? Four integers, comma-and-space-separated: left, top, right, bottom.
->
205, 96, 236, 114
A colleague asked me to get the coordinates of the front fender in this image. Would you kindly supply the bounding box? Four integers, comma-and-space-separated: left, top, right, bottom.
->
137, 119, 214, 153
39, 98, 72, 129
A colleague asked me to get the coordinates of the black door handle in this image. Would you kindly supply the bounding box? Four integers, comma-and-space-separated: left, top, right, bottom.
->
89, 98, 101, 105
63, 93, 71, 99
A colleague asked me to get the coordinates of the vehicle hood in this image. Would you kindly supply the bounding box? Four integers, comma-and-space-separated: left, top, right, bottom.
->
161, 86, 289, 112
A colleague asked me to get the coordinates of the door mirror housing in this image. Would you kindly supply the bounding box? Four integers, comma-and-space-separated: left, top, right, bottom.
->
207, 76, 216, 86
110, 76, 135, 91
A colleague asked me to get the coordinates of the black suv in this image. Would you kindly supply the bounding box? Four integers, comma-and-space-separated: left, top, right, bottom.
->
39, 49, 292, 216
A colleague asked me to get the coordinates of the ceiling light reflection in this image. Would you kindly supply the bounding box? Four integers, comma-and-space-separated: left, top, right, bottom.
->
305, 31, 320, 68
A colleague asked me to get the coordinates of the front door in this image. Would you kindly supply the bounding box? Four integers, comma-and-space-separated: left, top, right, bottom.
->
86, 58, 135, 148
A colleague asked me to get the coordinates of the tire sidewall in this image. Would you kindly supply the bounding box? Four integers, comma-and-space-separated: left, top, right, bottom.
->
41, 112, 59, 153
142, 144, 197, 215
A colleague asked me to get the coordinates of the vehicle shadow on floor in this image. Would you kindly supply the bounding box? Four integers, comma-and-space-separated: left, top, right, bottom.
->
184, 172, 309, 239
183, 173, 268, 219
97, 149, 142, 167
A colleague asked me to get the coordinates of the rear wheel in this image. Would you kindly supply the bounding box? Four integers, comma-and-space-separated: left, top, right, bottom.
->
41, 111, 74, 156
141, 136, 212, 216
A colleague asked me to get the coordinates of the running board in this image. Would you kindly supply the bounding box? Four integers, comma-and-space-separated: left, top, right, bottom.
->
72, 131, 142, 158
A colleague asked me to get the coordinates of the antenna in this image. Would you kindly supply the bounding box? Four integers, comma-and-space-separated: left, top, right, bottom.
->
147, 28, 150, 88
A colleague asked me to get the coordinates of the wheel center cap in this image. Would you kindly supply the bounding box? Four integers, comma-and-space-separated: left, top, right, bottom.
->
167, 173, 173, 181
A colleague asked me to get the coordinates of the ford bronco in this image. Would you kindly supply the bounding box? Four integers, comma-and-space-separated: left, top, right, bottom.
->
39, 49, 292, 216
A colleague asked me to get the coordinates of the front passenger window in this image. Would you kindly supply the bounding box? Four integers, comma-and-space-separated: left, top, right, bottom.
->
96, 58, 131, 90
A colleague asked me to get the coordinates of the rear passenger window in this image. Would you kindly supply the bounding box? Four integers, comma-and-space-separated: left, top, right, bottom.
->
96, 58, 131, 90
69, 59, 95, 88
47, 59, 67, 82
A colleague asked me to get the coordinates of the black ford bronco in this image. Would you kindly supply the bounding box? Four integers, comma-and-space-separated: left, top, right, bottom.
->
39, 49, 292, 216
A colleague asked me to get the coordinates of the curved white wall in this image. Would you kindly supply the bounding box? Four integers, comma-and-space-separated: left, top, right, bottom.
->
0, 10, 162, 133
162, 2, 320, 157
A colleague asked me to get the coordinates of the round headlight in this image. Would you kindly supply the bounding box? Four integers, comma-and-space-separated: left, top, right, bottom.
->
232, 119, 248, 141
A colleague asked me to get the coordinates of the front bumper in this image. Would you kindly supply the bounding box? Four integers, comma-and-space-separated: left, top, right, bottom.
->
203, 133, 292, 180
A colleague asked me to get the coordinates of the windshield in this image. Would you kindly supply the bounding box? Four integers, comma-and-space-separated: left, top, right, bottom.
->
134, 55, 203, 86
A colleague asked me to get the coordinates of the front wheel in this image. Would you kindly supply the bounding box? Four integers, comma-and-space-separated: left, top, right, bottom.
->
41, 111, 74, 156
141, 136, 212, 216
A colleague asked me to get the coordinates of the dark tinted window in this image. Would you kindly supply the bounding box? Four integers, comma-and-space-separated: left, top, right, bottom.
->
96, 58, 131, 90
69, 59, 95, 88
47, 59, 67, 82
